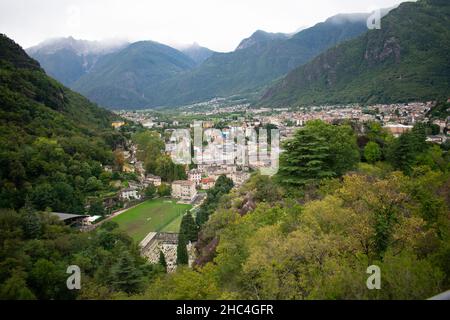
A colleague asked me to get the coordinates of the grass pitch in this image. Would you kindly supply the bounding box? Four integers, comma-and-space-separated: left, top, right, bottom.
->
111, 198, 192, 242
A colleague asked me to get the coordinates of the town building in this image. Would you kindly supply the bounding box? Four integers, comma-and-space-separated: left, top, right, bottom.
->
144, 174, 162, 187
111, 121, 125, 129
188, 169, 202, 186
200, 177, 215, 190
383, 124, 414, 137
171, 180, 197, 202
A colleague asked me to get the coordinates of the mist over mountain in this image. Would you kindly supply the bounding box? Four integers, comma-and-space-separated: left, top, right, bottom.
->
144, 12, 373, 108
260, 0, 450, 106
29, 10, 394, 109
177, 43, 216, 65
71, 40, 196, 108
235, 30, 290, 51
27, 37, 128, 86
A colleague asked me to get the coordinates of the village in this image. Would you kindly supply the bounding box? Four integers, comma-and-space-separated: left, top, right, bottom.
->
106, 100, 450, 215
51, 100, 449, 272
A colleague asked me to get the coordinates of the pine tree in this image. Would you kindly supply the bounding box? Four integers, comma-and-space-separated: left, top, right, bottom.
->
110, 251, 143, 294
176, 235, 189, 265
277, 126, 333, 186
179, 212, 198, 243
159, 250, 167, 271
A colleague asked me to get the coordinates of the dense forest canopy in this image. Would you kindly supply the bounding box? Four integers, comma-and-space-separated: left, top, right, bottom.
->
0, 34, 125, 213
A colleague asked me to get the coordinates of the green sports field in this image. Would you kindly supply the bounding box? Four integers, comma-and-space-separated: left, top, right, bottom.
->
111, 198, 192, 242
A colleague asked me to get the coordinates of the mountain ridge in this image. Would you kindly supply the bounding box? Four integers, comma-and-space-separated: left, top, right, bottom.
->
259, 0, 450, 106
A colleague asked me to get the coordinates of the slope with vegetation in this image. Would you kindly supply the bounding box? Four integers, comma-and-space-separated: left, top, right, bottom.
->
72, 41, 197, 108
260, 0, 450, 106
135, 120, 449, 300
31, 13, 372, 109
0, 34, 166, 300
0, 34, 127, 213
150, 13, 371, 108
27, 37, 128, 87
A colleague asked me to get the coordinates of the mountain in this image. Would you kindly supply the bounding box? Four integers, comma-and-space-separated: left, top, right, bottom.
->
0, 33, 123, 211
143, 12, 374, 108
71, 40, 197, 108
30, 12, 373, 109
178, 43, 215, 65
235, 30, 289, 50
260, 0, 450, 107
27, 37, 127, 86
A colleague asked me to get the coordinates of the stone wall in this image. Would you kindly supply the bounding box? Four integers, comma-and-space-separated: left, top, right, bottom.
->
140, 232, 196, 272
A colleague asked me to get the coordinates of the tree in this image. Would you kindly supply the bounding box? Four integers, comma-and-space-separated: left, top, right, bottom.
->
195, 175, 234, 226
215, 175, 234, 192
109, 251, 144, 294
133, 131, 164, 173
85, 176, 102, 192
364, 141, 382, 163
154, 155, 187, 182
307, 120, 360, 176
179, 212, 198, 243
177, 212, 197, 266
144, 184, 156, 198
88, 198, 105, 216
176, 236, 189, 266
159, 251, 167, 271
0, 270, 36, 300
114, 150, 125, 172
387, 124, 429, 174
277, 123, 333, 186
157, 183, 171, 197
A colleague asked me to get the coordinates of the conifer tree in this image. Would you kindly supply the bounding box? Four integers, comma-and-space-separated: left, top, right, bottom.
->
159, 251, 167, 271
277, 125, 333, 186
176, 235, 189, 265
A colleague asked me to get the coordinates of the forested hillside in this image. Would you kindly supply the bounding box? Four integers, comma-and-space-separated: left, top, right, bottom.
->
0, 34, 125, 213
72, 41, 197, 108
0, 34, 165, 301
30, 13, 372, 109
260, 0, 450, 106
148, 13, 371, 108
134, 121, 450, 300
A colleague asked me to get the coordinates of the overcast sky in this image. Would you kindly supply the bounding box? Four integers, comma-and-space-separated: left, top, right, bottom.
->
0, 0, 411, 52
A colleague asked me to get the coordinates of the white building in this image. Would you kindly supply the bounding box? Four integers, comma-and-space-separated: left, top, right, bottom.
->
144, 174, 162, 187
188, 169, 202, 186
171, 180, 197, 202
200, 177, 215, 190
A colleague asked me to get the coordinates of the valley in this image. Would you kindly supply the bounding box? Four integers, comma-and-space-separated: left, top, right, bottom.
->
0, 0, 449, 303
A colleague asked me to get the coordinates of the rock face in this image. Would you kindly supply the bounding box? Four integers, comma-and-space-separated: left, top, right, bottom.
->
259, 0, 450, 106
140, 232, 195, 272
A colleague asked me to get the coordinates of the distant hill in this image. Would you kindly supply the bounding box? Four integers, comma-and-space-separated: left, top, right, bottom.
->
71, 40, 197, 108
146, 12, 373, 108
259, 0, 450, 107
29, 12, 373, 109
27, 37, 127, 86
235, 30, 289, 51
178, 43, 215, 65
